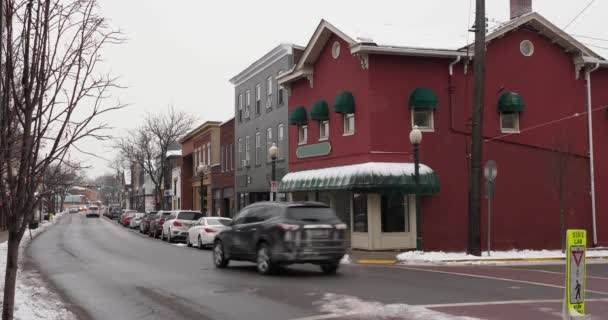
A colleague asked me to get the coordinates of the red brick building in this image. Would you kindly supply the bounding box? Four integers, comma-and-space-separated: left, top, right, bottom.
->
278, 11, 608, 251
211, 118, 235, 217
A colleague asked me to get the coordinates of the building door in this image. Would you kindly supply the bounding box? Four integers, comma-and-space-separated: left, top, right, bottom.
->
223, 198, 231, 217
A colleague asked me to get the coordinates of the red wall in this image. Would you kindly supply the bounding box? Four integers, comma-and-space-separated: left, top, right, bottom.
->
591, 68, 608, 246
288, 28, 607, 251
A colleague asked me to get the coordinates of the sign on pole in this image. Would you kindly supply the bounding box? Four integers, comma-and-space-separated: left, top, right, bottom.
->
565, 229, 587, 317
484, 160, 497, 256
270, 181, 278, 193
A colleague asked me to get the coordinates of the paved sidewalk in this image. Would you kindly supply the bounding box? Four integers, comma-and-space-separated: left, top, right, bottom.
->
0, 230, 8, 243
347, 249, 404, 264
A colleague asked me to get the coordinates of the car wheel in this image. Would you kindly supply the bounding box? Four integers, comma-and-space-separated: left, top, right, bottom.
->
213, 241, 229, 268
256, 243, 276, 275
198, 236, 204, 250
148, 229, 154, 237
186, 236, 192, 247
167, 231, 173, 243
320, 261, 340, 275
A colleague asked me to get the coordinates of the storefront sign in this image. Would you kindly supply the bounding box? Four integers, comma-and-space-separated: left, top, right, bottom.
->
296, 142, 331, 159
565, 229, 586, 316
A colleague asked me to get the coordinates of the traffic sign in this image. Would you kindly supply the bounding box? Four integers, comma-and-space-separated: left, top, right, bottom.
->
565, 229, 587, 316
270, 181, 278, 193
484, 160, 497, 181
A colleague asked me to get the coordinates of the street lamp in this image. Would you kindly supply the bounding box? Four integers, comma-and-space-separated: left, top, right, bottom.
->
268, 143, 279, 202
409, 126, 423, 251
197, 164, 208, 214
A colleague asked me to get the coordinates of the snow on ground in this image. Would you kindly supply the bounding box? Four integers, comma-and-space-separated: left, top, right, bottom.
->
340, 254, 352, 265
0, 212, 76, 320
397, 249, 608, 263
317, 293, 479, 320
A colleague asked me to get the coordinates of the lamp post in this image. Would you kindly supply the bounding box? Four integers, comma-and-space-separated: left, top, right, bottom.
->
268, 143, 279, 202
197, 164, 208, 214
409, 126, 423, 251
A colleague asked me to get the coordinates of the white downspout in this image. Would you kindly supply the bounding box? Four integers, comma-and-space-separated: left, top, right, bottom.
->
586, 62, 600, 246
449, 56, 461, 76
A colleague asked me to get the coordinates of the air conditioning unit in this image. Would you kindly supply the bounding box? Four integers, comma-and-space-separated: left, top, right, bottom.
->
243, 159, 250, 167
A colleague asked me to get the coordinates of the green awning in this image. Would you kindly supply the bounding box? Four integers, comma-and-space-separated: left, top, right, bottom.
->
498, 92, 525, 112
310, 100, 330, 121
334, 91, 355, 114
279, 162, 440, 195
289, 106, 308, 125
409, 87, 438, 109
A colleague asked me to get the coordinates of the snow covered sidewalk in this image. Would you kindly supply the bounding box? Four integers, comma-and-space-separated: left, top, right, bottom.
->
397, 249, 608, 265
0, 212, 76, 320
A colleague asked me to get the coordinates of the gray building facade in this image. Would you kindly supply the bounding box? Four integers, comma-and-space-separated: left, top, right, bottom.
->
230, 44, 303, 210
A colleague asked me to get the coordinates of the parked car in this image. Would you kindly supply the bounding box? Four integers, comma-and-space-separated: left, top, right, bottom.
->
149, 211, 172, 238
121, 211, 137, 226
139, 212, 158, 234
129, 212, 146, 229
86, 205, 100, 218
161, 211, 203, 243
213, 202, 347, 275
118, 209, 136, 223
69, 207, 79, 214
187, 217, 232, 249
109, 205, 123, 220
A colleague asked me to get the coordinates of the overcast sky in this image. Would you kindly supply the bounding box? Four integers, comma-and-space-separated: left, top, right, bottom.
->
79, 0, 608, 178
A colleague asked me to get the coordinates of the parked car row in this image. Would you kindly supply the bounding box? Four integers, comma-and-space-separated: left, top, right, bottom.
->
112, 202, 348, 275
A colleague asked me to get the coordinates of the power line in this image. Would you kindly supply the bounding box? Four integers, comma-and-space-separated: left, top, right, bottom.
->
582, 42, 608, 50
564, 0, 596, 29
572, 34, 608, 43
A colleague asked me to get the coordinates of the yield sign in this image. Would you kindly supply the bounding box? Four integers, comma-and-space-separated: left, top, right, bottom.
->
572, 250, 584, 267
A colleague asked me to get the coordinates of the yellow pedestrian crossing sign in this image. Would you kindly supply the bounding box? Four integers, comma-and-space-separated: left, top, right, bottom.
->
566, 229, 586, 316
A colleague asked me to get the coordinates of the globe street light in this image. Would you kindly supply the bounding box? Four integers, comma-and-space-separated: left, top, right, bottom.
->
268, 143, 279, 201
197, 164, 208, 214
409, 126, 423, 251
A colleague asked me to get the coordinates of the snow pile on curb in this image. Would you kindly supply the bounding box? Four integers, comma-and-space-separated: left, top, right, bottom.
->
317, 293, 479, 320
397, 249, 608, 263
340, 254, 352, 265
0, 212, 76, 320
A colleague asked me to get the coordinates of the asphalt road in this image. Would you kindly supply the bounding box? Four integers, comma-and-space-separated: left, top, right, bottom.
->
28, 214, 608, 320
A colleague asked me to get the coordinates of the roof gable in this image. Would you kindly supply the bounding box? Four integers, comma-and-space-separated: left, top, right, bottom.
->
295, 20, 357, 70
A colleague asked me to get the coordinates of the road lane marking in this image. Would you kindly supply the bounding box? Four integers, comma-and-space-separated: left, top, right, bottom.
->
417, 298, 608, 308
396, 266, 608, 295
492, 266, 608, 281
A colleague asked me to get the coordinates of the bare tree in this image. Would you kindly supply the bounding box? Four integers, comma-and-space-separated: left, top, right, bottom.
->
0, 1, 124, 318
41, 161, 84, 213
115, 107, 194, 211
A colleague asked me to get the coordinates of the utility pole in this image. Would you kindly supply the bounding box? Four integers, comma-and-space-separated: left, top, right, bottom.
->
467, 0, 486, 256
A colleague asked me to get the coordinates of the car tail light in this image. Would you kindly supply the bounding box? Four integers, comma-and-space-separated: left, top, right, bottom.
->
159, 220, 165, 225
204, 227, 217, 233
173, 221, 183, 227
334, 223, 347, 230
278, 223, 300, 231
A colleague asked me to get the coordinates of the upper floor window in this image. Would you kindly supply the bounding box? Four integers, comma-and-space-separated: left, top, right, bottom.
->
245, 136, 251, 166
500, 112, 520, 133
267, 76, 273, 103
319, 120, 329, 141
255, 131, 261, 166
207, 143, 211, 165
266, 127, 273, 162
245, 90, 251, 118
411, 110, 434, 131
220, 146, 224, 172
277, 70, 284, 106
230, 144, 234, 170
299, 125, 308, 145
343, 114, 355, 135
277, 123, 284, 159
237, 138, 243, 169
255, 84, 261, 115
238, 94, 243, 122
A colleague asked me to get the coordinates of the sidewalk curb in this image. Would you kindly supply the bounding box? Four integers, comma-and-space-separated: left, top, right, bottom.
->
355, 256, 608, 265
356, 259, 397, 265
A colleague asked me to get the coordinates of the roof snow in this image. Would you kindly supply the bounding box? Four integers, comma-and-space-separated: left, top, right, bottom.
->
281, 162, 435, 184
166, 150, 182, 158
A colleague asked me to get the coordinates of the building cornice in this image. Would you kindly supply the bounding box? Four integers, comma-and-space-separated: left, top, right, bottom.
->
230, 44, 304, 87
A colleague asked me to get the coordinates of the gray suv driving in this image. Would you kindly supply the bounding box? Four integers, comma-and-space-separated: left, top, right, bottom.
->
213, 202, 347, 275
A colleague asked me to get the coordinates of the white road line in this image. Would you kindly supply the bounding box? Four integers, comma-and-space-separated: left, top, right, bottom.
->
493, 267, 608, 281
397, 266, 608, 295
418, 298, 608, 308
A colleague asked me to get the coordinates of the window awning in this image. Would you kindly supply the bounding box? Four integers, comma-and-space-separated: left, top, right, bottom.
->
310, 100, 330, 121
334, 91, 355, 114
289, 106, 308, 125
279, 162, 440, 195
409, 88, 438, 109
498, 92, 525, 112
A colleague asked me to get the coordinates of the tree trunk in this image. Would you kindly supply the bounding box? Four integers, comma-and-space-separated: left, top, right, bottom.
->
2, 232, 22, 320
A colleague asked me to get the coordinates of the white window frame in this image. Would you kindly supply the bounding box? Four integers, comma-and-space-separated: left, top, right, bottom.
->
220, 146, 224, 172
319, 120, 329, 141
411, 109, 435, 132
245, 136, 251, 164
266, 127, 273, 162
278, 123, 284, 159
255, 84, 261, 114
500, 112, 520, 133
207, 143, 211, 165
237, 138, 242, 169
255, 131, 261, 165
299, 125, 308, 145
343, 113, 355, 135
238, 94, 243, 121
267, 77, 273, 96
245, 90, 251, 118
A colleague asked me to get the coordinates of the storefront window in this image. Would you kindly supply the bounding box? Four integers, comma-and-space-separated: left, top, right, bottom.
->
381, 194, 408, 233
352, 193, 367, 232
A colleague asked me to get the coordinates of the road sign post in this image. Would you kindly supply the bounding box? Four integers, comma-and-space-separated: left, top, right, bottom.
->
564, 229, 588, 319
484, 160, 497, 257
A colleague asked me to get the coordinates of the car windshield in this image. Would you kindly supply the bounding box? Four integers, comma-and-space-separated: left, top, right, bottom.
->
127, 213, 136, 217
135, 213, 145, 218
89, 207, 98, 210
160, 212, 171, 218
206, 218, 232, 226
286, 207, 337, 222
177, 212, 203, 220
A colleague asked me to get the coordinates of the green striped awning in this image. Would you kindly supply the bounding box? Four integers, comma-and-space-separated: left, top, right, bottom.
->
498, 92, 525, 112
279, 162, 440, 195
310, 100, 330, 121
334, 91, 355, 114
409, 88, 438, 109
289, 106, 308, 125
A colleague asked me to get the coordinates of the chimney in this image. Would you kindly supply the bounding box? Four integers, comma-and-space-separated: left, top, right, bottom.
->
510, 0, 532, 19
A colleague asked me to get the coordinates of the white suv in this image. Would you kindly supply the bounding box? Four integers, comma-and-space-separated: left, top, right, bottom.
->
161, 211, 203, 243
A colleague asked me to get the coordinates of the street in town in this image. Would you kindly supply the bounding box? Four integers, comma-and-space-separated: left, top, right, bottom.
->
28, 215, 608, 320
